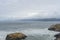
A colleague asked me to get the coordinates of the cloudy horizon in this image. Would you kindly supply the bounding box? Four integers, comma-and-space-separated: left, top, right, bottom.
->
0, 0, 60, 20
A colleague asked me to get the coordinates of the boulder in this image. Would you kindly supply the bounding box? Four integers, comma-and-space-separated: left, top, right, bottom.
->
54, 33, 60, 40
54, 33, 60, 37
48, 24, 60, 32
6, 32, 27, 40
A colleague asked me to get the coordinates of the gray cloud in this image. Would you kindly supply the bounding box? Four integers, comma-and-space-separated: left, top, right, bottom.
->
0, 0, 60, 20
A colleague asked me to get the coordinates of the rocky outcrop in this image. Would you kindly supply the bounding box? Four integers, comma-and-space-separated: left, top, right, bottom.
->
48, 24, 60, 32
54, 33, 60, 40
48, 24, 60, 40
6, 32, 27, 40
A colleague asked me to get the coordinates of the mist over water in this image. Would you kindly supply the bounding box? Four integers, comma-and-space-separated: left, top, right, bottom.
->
0, 21, 60, 40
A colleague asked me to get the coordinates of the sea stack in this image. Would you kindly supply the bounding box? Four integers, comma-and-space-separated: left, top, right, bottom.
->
48, 24, 60, 32
6, 32, 27, 40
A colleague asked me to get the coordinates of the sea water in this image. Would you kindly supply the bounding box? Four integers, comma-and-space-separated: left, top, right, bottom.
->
0, 21, 60, 40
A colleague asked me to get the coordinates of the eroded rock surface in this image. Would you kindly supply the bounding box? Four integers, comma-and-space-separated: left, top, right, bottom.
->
6, 32, 27, 40
48, 24, 60, 32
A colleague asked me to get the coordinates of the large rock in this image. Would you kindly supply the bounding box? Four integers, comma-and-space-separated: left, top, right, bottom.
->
48, 24, 60, 32
6, 33, 27, 40
54, 33, 60, 40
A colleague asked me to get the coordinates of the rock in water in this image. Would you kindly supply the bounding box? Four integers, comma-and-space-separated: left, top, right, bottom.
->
6, 32, 27, 40
54, 33, 60, 40
48, 24, 60, 40
48, 24, 60, 32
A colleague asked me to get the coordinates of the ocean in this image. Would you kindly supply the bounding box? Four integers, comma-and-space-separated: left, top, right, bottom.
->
0, 21, 60, 40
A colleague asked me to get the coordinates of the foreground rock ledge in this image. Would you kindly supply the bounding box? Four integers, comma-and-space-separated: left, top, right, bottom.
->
54, 33, 60, 40
48, 24, 60, 32
6, 32, 27, 40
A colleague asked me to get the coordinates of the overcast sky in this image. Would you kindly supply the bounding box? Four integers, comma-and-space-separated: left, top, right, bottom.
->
0, 0, 60, 20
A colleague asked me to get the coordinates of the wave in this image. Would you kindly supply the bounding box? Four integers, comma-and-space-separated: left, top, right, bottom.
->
0, 28, 59, 40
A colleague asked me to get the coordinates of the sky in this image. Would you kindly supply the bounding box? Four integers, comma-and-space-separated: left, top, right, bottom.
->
0, 0, 60, 20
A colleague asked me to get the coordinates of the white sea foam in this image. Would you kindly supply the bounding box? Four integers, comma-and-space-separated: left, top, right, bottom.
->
20, 28, 59, 35
0, 28, 59, 40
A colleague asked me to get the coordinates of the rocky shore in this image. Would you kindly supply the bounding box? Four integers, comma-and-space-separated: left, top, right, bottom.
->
6, 32, 27, 40
48, 24, 60, 40
4, 24, 60, 40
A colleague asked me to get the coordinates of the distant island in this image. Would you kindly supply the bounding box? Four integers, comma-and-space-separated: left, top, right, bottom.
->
20, 18, 60, 21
